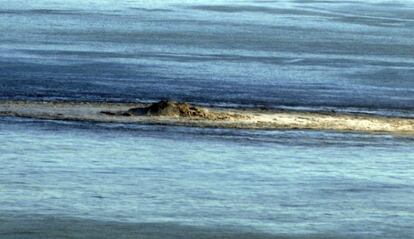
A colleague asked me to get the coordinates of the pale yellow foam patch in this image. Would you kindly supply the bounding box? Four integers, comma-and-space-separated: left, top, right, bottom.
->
0, 100, 413, 135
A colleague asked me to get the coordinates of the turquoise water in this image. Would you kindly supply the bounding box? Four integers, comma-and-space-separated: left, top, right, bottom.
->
1, 117, 413, 238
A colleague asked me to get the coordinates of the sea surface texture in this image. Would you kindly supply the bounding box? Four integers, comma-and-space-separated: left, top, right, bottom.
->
1, 118, 414, 239
1, 0, 414, 115
0, 0, 414, 238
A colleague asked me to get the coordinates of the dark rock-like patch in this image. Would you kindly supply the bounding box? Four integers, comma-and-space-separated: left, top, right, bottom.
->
101, 100, 248, 121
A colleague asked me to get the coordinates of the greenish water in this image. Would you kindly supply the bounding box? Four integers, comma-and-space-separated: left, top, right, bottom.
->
1, 117, 413, 238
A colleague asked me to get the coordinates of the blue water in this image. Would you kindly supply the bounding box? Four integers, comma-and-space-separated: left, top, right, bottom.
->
1, 0, 414, 114
1, 0, 414, 238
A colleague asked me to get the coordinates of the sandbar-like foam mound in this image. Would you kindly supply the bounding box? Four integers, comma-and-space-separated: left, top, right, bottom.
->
0, 100, 413, 134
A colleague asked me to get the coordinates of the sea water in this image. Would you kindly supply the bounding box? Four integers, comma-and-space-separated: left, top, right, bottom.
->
1, 0, 414, 238
0, 117, 414, 238
1, 0, 414, 114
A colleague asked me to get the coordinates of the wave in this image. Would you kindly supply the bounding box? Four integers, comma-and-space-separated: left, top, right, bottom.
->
0, 213, 360, 239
